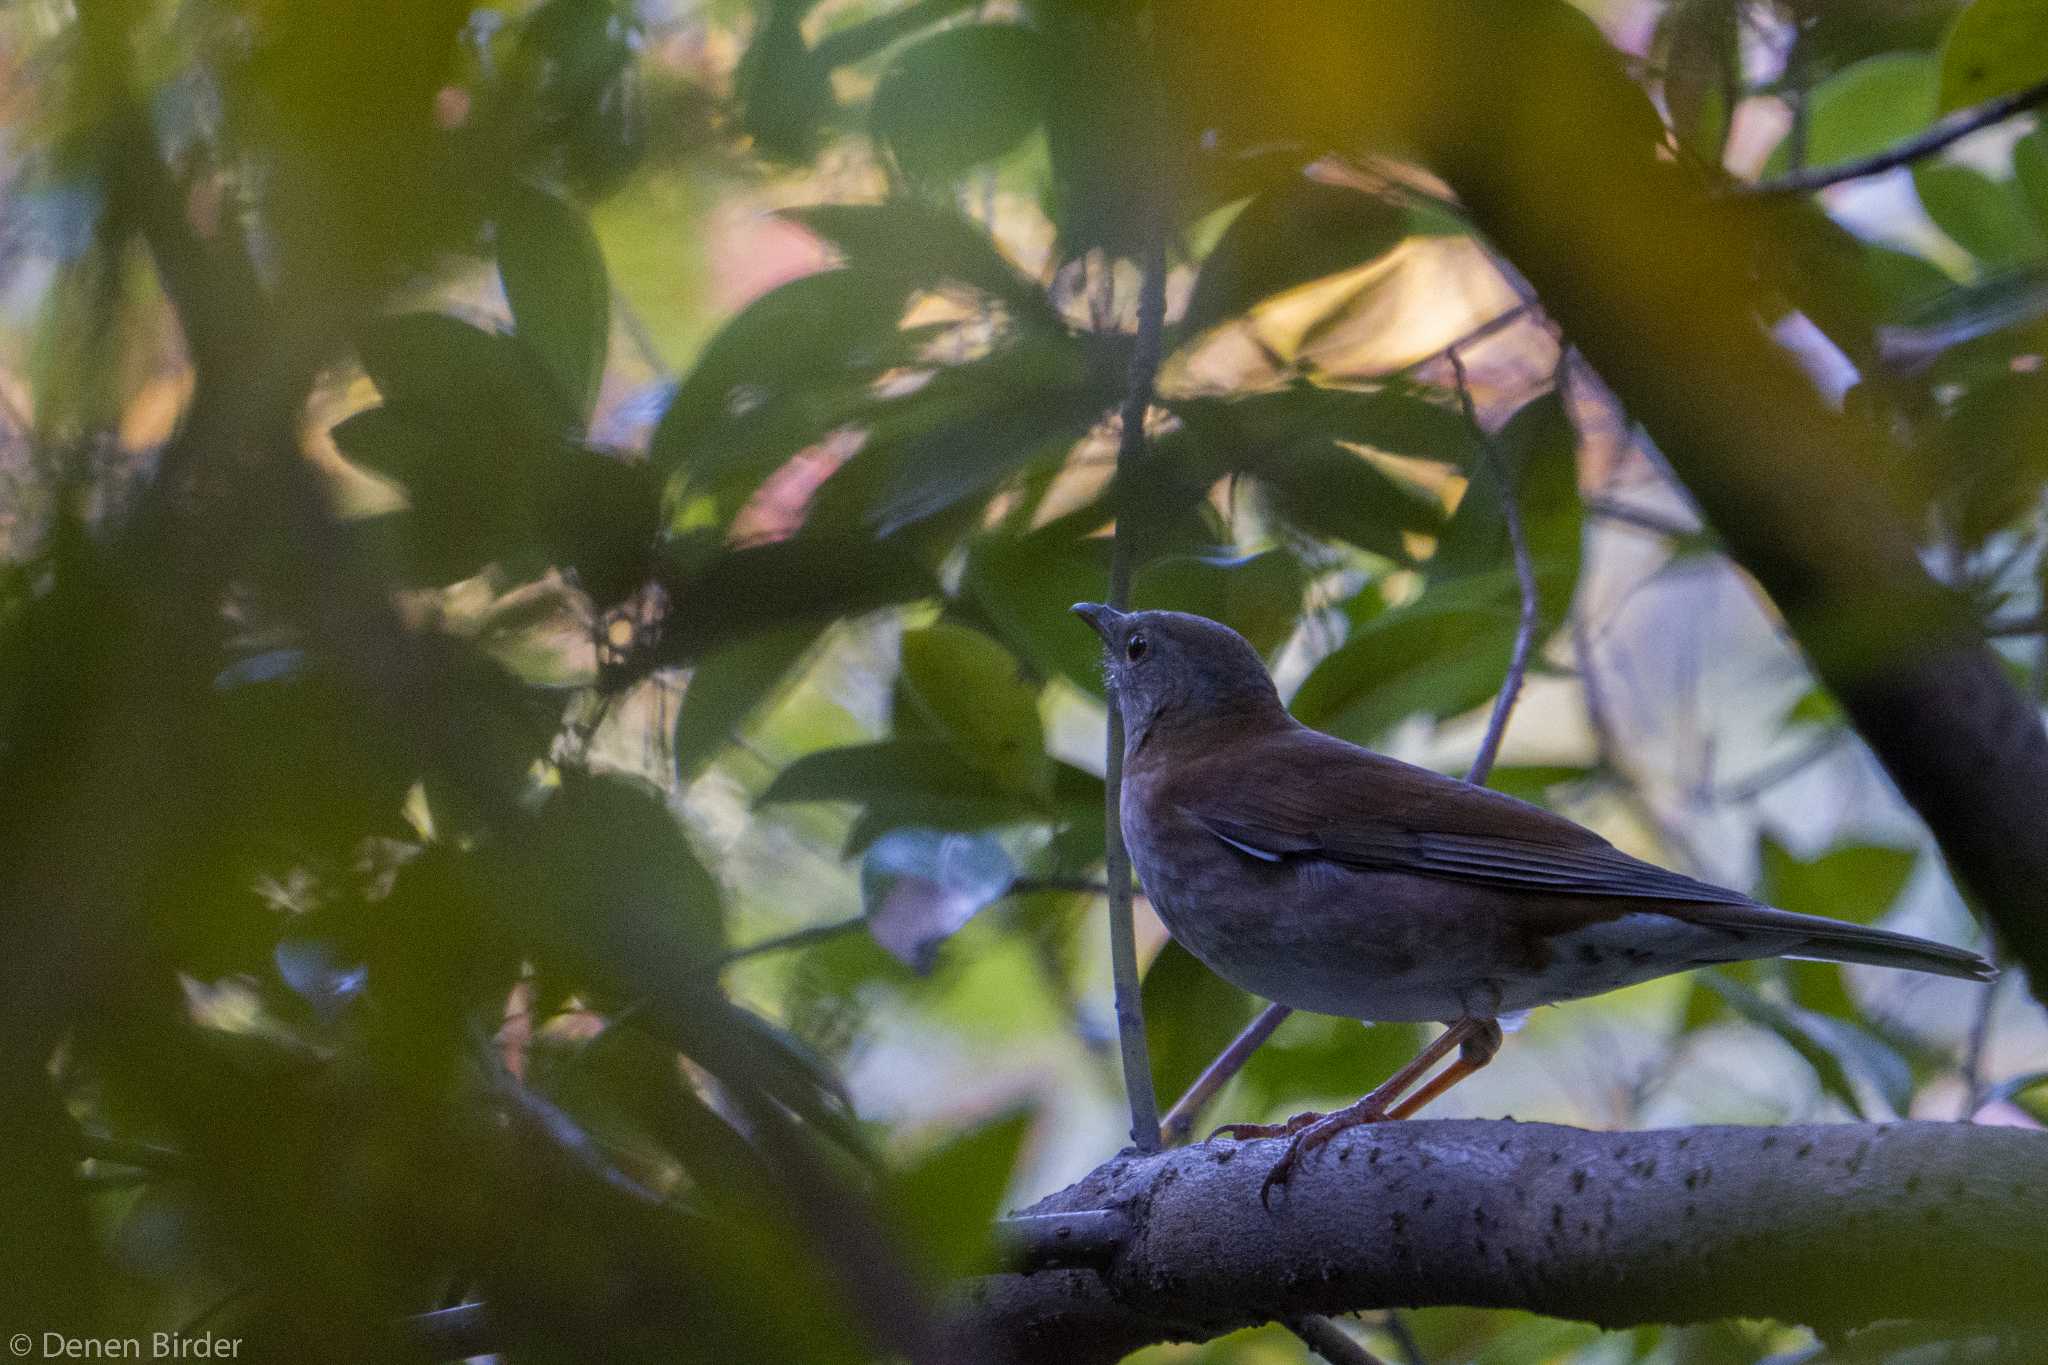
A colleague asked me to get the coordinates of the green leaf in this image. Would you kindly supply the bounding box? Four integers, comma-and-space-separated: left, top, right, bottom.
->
1912, 162, 2045, 268
734, 0, 835, 162
784, 201, 1057, 326
758, 739, 1048, 851
860, 828, 1018, 973
1182, 179, 1408, 335
673, 623, 822, 782
1429, 390, 1582, 599
1937, 0, 2048, 112
649, 534, 934, 669
499, 181, 611, 423
1255, 443, 1444, 562
1655, 0, 1739, 163
897, 622, 1050, 801
1288, 574, 1524, 744
963, 530, 1113, 697
871, 24, 1049, 187
1777, 52, 1937, 174
885, 1108, 1032, 1282
2015, 129, 2048, 227
357, 311, 579, 439
1132, 549, 1306, 656
649, 269, 915, 482
332, 406, 658, 597
1172, 383, 1462, 559
1142, 938, 1257, 1109
522, 769, 726, 970
1757, 835, 1917, 1017
1236, 1010, 1427, 1116
851, 342, 1102, 536
1701, 974, 1914, 1119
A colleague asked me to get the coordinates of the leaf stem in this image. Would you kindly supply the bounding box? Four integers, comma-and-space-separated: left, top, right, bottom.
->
1746, 73, 2048, 197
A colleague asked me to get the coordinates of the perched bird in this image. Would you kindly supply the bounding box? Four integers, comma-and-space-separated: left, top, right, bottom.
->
1072, 603, 1995, 1198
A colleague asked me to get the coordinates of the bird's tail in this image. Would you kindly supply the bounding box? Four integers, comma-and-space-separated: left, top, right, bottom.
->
1690, 900, 1995, 981
1780, 915, 1995, 982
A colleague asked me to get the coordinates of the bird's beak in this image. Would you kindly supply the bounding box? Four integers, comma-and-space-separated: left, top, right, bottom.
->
1071, 602, 1122, 642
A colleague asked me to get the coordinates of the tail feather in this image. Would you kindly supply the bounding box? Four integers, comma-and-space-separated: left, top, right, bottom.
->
1692, 902, 1996, 982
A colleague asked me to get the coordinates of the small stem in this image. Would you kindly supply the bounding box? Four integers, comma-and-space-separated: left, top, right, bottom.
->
1285, 1314, 1393, 1365
1960, 971, 2006, 1119
1747, 73, 2048, 197
716, 915, 866, 969
1451, 349, 1538, 789
1158, 1001, 1292, 1145
1103, 193, 1171, 1152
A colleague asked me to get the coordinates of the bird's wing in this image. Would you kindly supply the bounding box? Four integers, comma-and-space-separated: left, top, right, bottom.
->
1170, 726, 1756, 907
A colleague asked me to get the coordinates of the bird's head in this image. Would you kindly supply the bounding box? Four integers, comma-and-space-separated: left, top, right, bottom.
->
1070, 605, 1288, 753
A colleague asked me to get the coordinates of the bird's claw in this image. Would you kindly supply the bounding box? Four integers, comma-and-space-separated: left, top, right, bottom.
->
1209, 1109, 1326, 1142
1255, 1104, 1390, 1208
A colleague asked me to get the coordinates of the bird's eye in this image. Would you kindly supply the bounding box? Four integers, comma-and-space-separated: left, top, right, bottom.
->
1125, 634, 1148, 662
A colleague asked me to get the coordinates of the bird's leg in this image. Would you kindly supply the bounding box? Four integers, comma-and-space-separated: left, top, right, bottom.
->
1252, 1017, 1503, 1206
1210, 1018, 1472, 1142
1386, 1017, 1504, 1120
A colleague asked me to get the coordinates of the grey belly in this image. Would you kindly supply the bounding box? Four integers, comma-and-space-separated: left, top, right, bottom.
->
1135, 850, 1760, 1024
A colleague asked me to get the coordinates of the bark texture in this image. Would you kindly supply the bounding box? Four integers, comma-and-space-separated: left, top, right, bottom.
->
958, 1120, 2048, 1363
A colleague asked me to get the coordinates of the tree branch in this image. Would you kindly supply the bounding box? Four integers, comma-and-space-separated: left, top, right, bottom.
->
1747, 73, 2048, 198
959, 1120, 2048, 1363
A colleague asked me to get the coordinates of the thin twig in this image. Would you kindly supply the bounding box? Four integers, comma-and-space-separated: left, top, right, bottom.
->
1960, 971, 2007, 1119
1158, 1000, 1292, 1145
717, 915, 867, 968
1713, 729, 1850, 804
714, 878, 1108, 969
1286, 1315, 1393, 1365
1986, 612, 2048, 638
1747, 74, 2048, 197
1451, 349, 1538, 788
1103, 192, 1170, 1152
1584, 495, 1700, 540
1381, 1311, 1429, 1365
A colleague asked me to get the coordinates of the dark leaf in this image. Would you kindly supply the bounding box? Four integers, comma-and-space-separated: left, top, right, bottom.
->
759, 740, 1049, 851
872, 24, 1049, 187
1132, 548, 1306, 656
860, 828, 1018, 972
1182, 179, 1408, 335
963, 530, 1111, 697
785, 201, 1058, 326
649, 269, 917, 484
648, 534, 934, 669
356, 311, 578, 440
734, 0, 836, 162
498, 181, 612, 423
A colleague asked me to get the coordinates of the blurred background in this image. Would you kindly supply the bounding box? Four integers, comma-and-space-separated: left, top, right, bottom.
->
0, 0, 2043, 1360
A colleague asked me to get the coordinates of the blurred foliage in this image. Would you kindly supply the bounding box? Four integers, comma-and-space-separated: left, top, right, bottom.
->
0, 0, 2040, 1362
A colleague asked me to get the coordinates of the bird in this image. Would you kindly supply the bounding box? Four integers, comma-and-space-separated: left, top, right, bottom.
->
1071, 603, 1996, 1200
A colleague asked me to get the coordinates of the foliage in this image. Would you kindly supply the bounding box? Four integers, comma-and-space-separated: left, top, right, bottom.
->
0, 0, 2039, 1362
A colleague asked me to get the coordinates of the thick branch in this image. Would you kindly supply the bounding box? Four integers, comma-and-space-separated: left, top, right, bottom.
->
958, 1120, 2048, 1363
